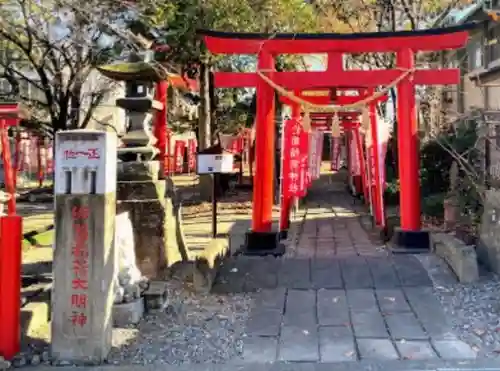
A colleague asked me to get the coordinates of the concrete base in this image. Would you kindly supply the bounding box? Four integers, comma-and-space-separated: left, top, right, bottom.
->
390, 227, 431, 254
239, 231, 285, 257
112, 298, 144, 327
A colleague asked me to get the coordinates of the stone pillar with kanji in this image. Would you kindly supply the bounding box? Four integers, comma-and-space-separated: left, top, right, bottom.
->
51, 130, 117, 363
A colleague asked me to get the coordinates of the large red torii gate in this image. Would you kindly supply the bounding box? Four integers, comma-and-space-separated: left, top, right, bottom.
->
199, 24, 474, 254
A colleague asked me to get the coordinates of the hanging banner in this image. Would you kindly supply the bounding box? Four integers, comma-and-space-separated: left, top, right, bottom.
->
307, 131, 316, 185
315, 131, 323, 179
330, 135, 341, 171
281, 119, 302, 198
299, 129, 309, 196
377, 117, 390, 190
375, 115, 391, 226
187, 138, 197, 172
174, 140, 186, 173
349, 132, 361, 176
365, 109, 385, 228
46, 142, 54, 175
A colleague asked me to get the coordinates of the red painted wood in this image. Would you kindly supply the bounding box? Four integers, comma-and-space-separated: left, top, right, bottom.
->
203, 31, 469, 54
252, 51, 275, 232
0, 215, 22, 359
214, 69, 460, 89
397, 48, 420, 231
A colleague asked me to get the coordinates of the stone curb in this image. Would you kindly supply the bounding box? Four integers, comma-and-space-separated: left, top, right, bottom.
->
432, 232, 479, 283
26, 358, 500, 371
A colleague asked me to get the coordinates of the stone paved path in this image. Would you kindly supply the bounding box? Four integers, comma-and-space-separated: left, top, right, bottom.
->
215, 189, 478, 364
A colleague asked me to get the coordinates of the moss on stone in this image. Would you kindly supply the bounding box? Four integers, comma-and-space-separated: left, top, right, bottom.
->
97, 62, 167, 82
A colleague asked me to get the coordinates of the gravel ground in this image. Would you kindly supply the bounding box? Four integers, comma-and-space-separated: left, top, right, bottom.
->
435, 272, 500, 358
108, 279, 253, 365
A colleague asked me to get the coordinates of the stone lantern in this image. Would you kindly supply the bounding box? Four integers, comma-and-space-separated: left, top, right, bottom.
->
97, 54, 183, 280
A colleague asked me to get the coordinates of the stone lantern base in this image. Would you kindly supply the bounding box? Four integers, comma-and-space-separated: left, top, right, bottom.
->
117, 161, 183, 278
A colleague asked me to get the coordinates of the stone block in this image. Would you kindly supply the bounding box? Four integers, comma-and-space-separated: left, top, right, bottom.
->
357, 338, 398, 360
51, 195, 116, 363
317, 289, 349, 326
246, 307, 282, 337
143, 281, 168, 312
396, 340, 438, 360
341, 257, 374, 289
113, 298, 144, 327
346, 289, 377, 312
311, 259, 342, 289
241, 336, 278, 363
376, 289, 412, 313
319, 326, 357, 362
351, 310, 388, 338
479, 190, 500, 273
431, 339, 477, 359
117, 161, 160, 181
121, 209, 167, 279
433, 232, 479, 283
283, 290, 316, 327
385, 312, 427, 340
278, 325, 319, 362
117, 180, 166, 201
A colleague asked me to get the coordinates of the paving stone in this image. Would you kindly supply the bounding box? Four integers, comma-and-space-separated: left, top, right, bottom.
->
246, 307, 283, 337
278, 259, 311, 289
356, 338, 399, 360
346, 289, 377, 312
351, 310, 388, 338
242, 336, 278, 362
254, 288, 286, 311
431, 339, 477, 359
376, 289, 412, 313
317, 289, 350, 326
341, 258, 374, 289
278, 325, 319, 362
385, 312, 427, 340
393, 255, 433, 287
213, 257, 247, 293
311, 259, 343, 289
404, 287, 455, 339
367, 257, 400, 289
319, 326, 357, 362
243, 257, 280, 291
395, 340, 438, 360
283, 289, 316, 327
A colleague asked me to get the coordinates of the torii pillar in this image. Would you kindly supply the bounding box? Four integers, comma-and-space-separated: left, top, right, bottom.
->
243, 50, 283, 255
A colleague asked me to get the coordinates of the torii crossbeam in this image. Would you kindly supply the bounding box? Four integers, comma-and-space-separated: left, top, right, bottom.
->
199, 23, 475, 255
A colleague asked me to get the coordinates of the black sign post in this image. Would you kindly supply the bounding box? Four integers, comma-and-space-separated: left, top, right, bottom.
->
211, 173, 217, 238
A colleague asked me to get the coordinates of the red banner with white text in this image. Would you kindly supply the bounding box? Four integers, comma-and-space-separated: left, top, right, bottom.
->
174, 140, 186, 173
299, 129, 309, 196
187, 138, 197, 172
281, 119, 302, 198
330, 136, 341, 171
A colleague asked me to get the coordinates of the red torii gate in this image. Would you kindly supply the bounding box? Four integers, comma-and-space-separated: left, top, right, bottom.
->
199, 25, 473, 254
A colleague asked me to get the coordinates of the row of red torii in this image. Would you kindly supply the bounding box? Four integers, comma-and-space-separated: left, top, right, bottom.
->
194, 24, 474, 254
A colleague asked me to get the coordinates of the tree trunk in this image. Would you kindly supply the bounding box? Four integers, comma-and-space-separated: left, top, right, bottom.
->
198, 62, 212, 200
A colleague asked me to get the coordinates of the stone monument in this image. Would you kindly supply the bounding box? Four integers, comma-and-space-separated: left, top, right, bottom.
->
51, 130, 117, 363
